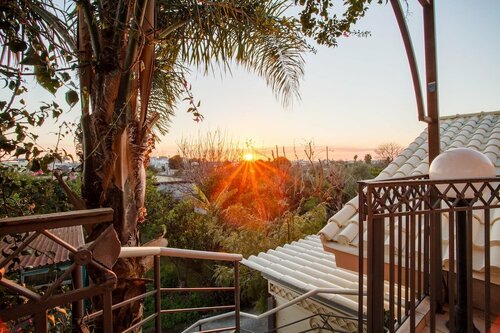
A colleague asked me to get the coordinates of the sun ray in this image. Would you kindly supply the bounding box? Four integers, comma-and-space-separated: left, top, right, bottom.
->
202, 156, 292, 228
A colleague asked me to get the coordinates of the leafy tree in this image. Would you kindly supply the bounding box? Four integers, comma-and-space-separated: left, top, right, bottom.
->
1, 0, 375, 330
344, 162, 377, 199
1, 1, 308, 328
0, 167, 77, 217
364, 153, 372, 164
168, 154, 183, 170
139, 171, 176, 243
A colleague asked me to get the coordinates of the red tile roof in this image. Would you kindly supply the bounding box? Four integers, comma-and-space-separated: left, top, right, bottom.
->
1, 226, 84, 270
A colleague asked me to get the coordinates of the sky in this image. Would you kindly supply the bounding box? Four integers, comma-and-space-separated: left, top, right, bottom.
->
31, 0, 500, 161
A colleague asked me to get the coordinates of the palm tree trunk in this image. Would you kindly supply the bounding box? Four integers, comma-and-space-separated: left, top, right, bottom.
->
77, 1, 156, 331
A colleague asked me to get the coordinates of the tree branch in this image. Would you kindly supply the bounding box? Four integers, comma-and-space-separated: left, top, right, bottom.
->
53, 170, 87, 210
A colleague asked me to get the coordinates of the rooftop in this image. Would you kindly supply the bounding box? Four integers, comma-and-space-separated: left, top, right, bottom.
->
243, 235, 363, 314
0, 225, 84, 270
319, 111, 500, 278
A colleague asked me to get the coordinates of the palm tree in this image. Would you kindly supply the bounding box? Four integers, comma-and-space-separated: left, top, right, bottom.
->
1, 0, 372, 330
2, 0, 306, 330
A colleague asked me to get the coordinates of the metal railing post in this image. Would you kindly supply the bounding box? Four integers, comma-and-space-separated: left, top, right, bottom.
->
367, 215, 385, 333
234, 260, 241, 332
154, 255, 161, 333
429, 189, 442, 332
358, 182, 366, 333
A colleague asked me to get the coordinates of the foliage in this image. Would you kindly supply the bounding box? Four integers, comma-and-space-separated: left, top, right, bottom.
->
168, 155, 183, 170
3, 0, 314, 326
140, 171, 176, 243
0, 166, 77, 218
364, 153, 372, 164
214, 264, 268, 310
161, 201, 222, 255
0, 0, 77, 164
342, 161, 378, 199
0, 0, 377, 328
139, 144, 384, 321
295, 0, 378, 47
0, 271, 72, 332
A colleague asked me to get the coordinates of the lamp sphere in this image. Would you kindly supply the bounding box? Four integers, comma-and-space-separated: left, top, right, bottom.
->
429, 148, 496, 199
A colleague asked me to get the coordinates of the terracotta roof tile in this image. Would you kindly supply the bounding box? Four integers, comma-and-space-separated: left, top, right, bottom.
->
1, 226, 84, 271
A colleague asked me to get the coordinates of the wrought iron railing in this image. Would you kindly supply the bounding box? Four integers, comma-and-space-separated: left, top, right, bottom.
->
358, 175, 500, 333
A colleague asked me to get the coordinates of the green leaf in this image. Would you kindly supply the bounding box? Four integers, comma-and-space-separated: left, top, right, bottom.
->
9, 39, 28, 53
20, 47, 44, 66
34, 65, 60, 94
30, 159, 41, 172
65, 89, 79, 107
60, 72, 71, 82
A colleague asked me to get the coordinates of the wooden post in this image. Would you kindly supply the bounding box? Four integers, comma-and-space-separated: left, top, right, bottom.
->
103, 290, 113, 333
34, 311, 47, 333
72, 266, 84, 332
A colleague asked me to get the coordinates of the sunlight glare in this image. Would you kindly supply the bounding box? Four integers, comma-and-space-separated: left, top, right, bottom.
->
243, 153, 254, 161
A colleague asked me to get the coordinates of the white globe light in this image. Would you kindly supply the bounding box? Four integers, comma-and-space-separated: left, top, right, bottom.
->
429, 148, 496, 199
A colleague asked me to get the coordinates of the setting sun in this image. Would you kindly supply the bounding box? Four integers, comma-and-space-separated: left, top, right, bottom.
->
243, 153, 254, 161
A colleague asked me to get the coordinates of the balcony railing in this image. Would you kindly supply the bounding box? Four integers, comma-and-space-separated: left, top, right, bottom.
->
116, 247, 242, 333
0, 209, 242, 333
358, 175, 500, 333
0, 208, 364, 333
4, 176, 498, 333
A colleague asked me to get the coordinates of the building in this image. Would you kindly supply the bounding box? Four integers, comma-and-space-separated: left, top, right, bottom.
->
0, 225, 85, 286
244, 111, 500, 332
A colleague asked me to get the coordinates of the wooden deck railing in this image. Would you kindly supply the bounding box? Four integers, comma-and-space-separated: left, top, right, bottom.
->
0, 209, 243, 333
358, 175, 500, 333
0, 208, 117, 332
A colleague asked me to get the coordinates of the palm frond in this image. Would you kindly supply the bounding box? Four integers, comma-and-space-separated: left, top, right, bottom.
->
0, 0, 76, 70
147, 62, 189, 135
156, 0, 309, 106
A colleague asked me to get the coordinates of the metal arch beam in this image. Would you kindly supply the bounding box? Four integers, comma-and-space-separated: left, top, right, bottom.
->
422, 0, 440, 163
389, 0, 440, 162
418, 0, 431, 7
390, 0, 430, 124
